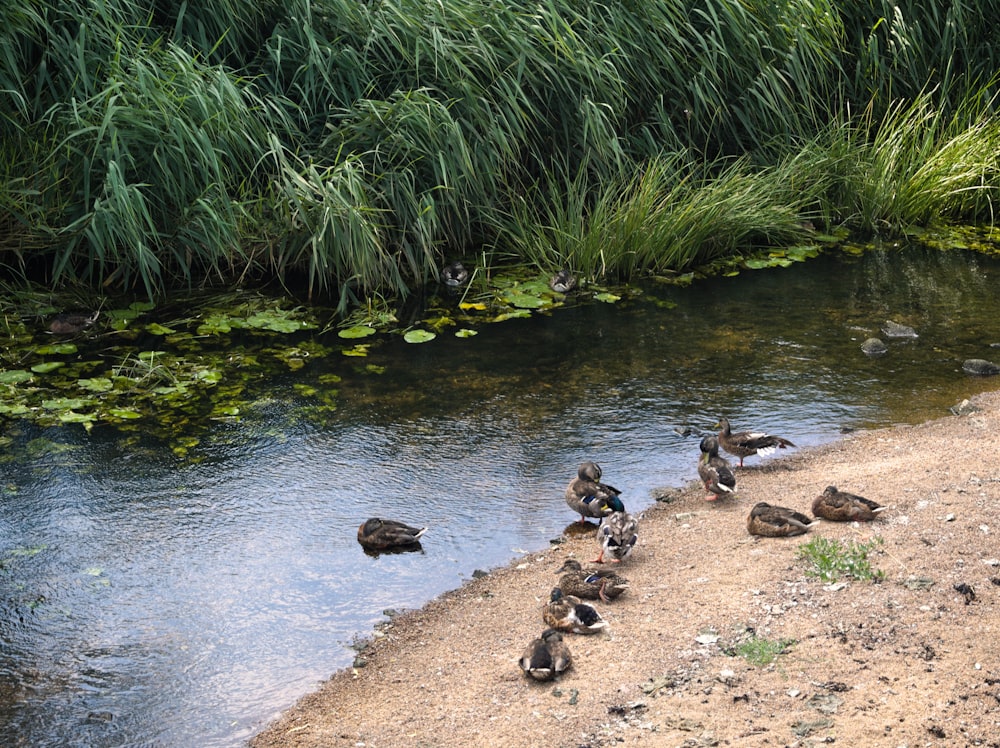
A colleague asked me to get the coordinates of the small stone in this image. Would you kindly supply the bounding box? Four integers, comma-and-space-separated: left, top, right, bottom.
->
861, 338, 888, 357
882, 320, 918, 338
944, 513, 955, 522
950, 398, 980, 416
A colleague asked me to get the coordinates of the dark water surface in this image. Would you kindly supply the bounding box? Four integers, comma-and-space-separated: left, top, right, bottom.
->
3, 245, 1000, 746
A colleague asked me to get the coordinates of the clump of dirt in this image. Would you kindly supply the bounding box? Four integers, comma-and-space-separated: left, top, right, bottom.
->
252, 391, 1000, 748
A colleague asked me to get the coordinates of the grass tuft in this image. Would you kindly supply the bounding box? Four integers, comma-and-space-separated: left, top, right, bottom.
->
796, 536, 885, 582
730, 634, 796, 667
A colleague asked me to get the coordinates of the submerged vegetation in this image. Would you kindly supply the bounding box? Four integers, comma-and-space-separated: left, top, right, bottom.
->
1, 1, 999, 311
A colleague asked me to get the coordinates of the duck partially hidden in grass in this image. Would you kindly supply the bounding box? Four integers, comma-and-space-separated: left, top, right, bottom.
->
357, 518, 427, 551
565, 461, 621, 524
542, 587, 608, 635
812, 486, 887, 522
717, 417, 796, 467
439, 261, 469, 289
48, 311, 99, 335
519, 628, 572, 681
747, 502, 816, 537
595, 495, 638, 563
549, 268, 577, 293
698, 435, 736, 500
555, 558, 629, 603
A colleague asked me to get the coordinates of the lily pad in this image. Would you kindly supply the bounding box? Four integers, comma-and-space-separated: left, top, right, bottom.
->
504, 292, 546, 309
146, 323, 176, 335
0, 370, 33, 384
35, 343, 78, 355
403, 329, 436, 344
77, 377, 114, 393
42, 397, 94, 411
342, 344, 370, 357
107, 408, 142, 419
31, 361, 65, 374
593, 292, 621, 303
458, 302, 487, 311
338, 325, 377, 339
455, 329, 478, 338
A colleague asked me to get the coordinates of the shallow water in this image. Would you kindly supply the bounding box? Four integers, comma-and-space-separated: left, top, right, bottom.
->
2, 245, 1000, 747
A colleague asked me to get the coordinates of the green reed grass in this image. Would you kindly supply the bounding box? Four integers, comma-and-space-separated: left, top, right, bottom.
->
1, 0, 999, 308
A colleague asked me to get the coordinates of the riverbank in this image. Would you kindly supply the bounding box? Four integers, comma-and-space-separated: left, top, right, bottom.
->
251, 391, 1000, 747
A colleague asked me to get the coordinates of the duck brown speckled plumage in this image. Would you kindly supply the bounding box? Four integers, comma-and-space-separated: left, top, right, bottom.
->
548, 268, 577, 294
746, 502, 816, 537
595, 495, 638, 564
357, 518, 427, 551
812, 486, 886, 522
565, 461, 621, 523
48, 311, 100, 335
555, 559, 629, 603
542, 587, 608, 635
698, 435, 736, 500
519, 628, 572, 681
717, 417, 796, 467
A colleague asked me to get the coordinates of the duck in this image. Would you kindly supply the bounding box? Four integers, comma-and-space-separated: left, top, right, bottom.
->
357, 518, 427, 551
565, 461, 621, 523
48, 311, 99, 335
717, 417, 796, 467
595, 495, 638, 563
698, 435, 736, 500
519, 628, 572, 681
542, 587, 608, 635
746, 502, 816, 537
555, 558, 629, 602
439, 261, 469, 288
812, 486, 886, 522
549, 268, 578, 293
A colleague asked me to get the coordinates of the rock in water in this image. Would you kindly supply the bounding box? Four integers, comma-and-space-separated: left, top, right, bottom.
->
962, 359, 1000, 376
881, 320, 918, 338
860, 338, 888, 357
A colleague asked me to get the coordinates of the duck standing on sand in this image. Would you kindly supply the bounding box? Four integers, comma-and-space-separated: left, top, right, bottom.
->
698, 435, 736, 500
595, 495, 638, 563
357, 518, 427, 551
717, 417, 796, 467
812, 486, 886, 522
519, 628, 572, 681
555, 558, 629, 602
565, 461, 621, 523
746, 502, 816, 537
542, 587, 608, 634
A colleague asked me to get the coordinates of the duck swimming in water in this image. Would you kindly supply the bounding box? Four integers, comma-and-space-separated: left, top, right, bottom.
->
356, 518, 427, 551
439, 261, 469, 288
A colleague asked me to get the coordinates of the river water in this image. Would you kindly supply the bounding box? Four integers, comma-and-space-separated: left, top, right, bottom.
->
2, 244, 1000, 746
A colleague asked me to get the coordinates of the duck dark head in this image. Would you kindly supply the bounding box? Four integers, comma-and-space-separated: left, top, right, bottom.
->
439, 261, 469, 288
603, 495, 627, 514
